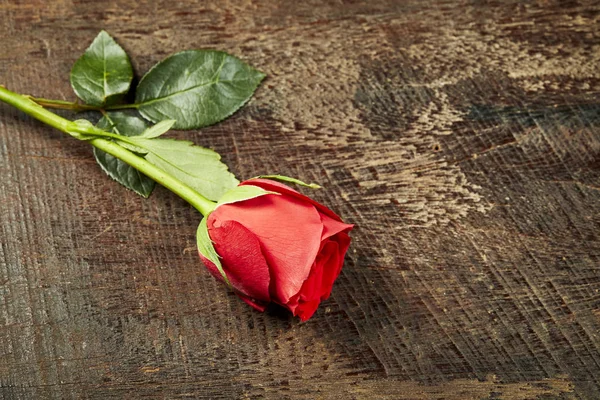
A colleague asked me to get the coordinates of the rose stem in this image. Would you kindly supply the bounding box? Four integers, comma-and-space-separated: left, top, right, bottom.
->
26, 96, 139, 112
0, 85, 215, 216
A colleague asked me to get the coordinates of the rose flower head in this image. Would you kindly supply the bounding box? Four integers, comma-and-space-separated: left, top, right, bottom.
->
197, 178, 353, 321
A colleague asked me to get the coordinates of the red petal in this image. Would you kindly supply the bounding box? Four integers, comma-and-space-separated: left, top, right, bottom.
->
240, 178, 346, 223
212, 194, 323, 304
295, 299, 320, 322
286, 235, 350, 321
318, 240, 343, 299
238, 294, 268, 312
319, 211, 354, 241
205, 218, 272, 303
287, 259, 324, 316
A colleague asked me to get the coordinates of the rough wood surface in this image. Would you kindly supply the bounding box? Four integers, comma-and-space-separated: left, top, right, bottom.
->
1, 1, 599, 399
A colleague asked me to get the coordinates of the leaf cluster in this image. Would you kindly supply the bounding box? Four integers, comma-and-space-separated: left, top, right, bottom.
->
69, 31, 265, 199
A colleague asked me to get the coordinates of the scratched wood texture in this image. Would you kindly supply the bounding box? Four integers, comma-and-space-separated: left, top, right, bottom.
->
0, 0, 599, 399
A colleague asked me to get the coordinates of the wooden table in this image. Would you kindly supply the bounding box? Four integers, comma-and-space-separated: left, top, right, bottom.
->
1, 1, 599, 399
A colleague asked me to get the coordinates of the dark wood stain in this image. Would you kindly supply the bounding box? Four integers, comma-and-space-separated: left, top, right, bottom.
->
0, 0, 599, 399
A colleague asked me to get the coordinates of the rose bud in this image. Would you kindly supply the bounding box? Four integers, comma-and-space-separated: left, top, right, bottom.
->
197, 178, 353, 321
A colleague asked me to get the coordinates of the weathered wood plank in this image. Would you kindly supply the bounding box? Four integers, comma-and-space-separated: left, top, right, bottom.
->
0, 0, 599, 399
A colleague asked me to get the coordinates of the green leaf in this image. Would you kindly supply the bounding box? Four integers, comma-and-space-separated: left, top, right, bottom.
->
128, 137, 239, 201
70, 31, 133, 107
94, 148, 156, 198
66, 119, 96, 140
114, 140, 148, 155
97, 111, 149, 153
93, 112, 156, 198
257, 174, 321, 189
197, 217, 231, 287
73, 118, 96, 130
135, 50, 266, 129
215, 184, 277, 208
97, 111, 148, 136
138, 119, 176, 139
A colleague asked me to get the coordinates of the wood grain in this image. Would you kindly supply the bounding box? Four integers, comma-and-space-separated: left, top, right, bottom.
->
0, 0, 599, 399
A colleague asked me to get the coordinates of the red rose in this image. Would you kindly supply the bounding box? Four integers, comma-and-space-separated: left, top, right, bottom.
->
199, 178, 353, 321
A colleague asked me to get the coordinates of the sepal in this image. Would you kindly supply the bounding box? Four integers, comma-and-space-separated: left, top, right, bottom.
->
196, 216, 231, 287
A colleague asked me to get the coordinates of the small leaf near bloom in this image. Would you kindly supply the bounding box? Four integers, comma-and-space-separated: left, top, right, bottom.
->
215, 184, 278, 208
256, 174, 321, 189
196, 217, 231, 287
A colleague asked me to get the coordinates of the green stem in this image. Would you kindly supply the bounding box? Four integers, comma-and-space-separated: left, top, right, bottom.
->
27, 97, 100, 112
28, 96, 139, 112
90, 138, 215, 215
69, 121, 141, 144
0, 86, 214, 216
106, 103, 139, 110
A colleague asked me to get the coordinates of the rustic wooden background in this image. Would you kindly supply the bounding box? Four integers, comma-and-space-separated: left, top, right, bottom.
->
1, 0, 599, 399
